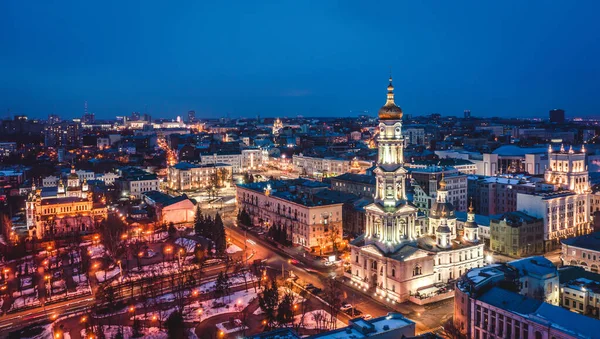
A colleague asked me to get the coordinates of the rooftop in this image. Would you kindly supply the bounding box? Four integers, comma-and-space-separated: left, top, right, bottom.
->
478, 286, 542, 314
508, 256, 557, 279
331, 173, 376, 185
491, 145, 547, 156
561, 232, 600, 252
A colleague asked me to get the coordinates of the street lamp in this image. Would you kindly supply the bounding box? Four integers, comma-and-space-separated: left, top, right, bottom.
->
45, 275, 52, 299
117, 260, 123, 282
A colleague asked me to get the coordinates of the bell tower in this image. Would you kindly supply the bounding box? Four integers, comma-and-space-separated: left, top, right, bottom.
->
364, 75, 418, 254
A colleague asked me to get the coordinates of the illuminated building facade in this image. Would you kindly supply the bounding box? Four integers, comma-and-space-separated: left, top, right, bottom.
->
347, 77, 484, 303
26, 167, 107, 239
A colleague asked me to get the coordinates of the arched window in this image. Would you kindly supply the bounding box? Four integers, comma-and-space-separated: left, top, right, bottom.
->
413, 265, 422, 276
392, 268, 396, 277
535, 331, 542, 339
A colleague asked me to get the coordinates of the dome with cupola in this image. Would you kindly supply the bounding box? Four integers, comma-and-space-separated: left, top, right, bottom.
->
378, 76, 403, 120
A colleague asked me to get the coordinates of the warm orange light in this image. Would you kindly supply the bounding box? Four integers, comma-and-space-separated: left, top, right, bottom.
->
129, 306, 135, 312
152, 315, 158, 321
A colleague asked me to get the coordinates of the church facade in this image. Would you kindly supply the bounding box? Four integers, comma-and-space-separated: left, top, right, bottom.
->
346, 77, 484, 303
26, 167, 107, 239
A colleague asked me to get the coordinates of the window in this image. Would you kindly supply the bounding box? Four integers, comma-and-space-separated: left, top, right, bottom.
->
413, 265, 422, 276
392, 268, 396, 277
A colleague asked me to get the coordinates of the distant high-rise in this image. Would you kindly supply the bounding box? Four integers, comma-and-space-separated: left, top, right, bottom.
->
48, 114, 61, 124
464, 110, 471, 119
549, 109, 565, 124
188, 110, 196, 123
131, 111, 141, 121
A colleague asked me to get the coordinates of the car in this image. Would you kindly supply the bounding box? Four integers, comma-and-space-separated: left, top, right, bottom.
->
340, 303, 353, 311
362, 314, 372, 320
345, 308, 362, 316
324, 261, 333, 266
288, 259, 300, 265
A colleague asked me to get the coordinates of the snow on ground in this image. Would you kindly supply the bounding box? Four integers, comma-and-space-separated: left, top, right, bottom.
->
131, 307, 176, 321
183, 289, 258, 322
95, 266, 120, 282
294, 310, 346, 330
87, 244, 105, 259
175, 237, 197, 253
115, 260, 186, 284
10, 293, 40, 310
198, 272, 256, 293
226, 244, 242, 254
216, 319, 248, 334
82, 326, 167, 339
22, 323, 53, 339
12, 287, 35, 298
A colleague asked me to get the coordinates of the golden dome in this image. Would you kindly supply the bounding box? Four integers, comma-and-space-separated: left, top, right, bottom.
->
378, 76, 403, 120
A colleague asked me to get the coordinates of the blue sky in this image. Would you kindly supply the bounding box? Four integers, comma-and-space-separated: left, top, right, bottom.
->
1, 1, 599, 119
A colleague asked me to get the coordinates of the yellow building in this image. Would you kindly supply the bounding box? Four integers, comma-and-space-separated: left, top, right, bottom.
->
26, 167, 107, 239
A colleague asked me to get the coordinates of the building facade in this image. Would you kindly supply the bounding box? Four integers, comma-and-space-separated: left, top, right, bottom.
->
489, 211, 544, 257
26, 168, 107, 239
410, 167, 467, 214
168, 162, 232, 191
561, 232, 600, 273
236, 180, 343, 252
346, 77, 484, 304
518, 191, 592, 252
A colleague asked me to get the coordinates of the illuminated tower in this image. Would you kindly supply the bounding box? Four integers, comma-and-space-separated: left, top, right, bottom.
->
463, 201, 479, 243
364, 76, 418, 254
545, 144, 589, 194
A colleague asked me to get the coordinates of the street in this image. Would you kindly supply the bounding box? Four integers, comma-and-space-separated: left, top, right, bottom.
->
223, 219, 454, 335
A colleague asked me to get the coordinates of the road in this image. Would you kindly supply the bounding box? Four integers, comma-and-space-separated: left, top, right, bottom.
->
223, 220, 452, 334
0, 294, 93, 335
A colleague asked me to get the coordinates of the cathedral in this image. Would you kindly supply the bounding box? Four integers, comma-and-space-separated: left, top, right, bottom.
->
346, 77, 484, 303
26, 167, 107, 240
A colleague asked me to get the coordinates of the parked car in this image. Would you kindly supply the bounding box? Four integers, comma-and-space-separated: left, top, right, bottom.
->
362, 314, 372, 320
324, 261, 333, 266
288, 259, 300, 265
340, 303, 353, 311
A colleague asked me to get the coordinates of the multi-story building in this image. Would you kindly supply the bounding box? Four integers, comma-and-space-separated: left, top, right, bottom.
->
468, 175, 539, 216
559, 266, 600, 318
142, 191, 196, 225
292, 154, 351, 178
410, 167, 467, 213
241, 148, 268, 170
168, 162, 232, 191
404, 127, 426, 146
26, 168, 107, 239
249, 313, 417, 339
549, 108, 565, 124
489, 211, 544, 257
454, 260, 600, 338
561, 232, 600, 273
518, 191, 592, 251
546, 144, 589, 194
0, 142, 17, 157
117, 167, 160, 199
347, 77, 484, 304
44, 121, 81, 147
236, 179, 343, 252
330, 173, 376, 199
200, 151, 243, 173
509, 256, 560, 305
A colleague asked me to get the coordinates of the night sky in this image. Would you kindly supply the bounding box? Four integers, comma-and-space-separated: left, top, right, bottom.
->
2, 1, 600, 119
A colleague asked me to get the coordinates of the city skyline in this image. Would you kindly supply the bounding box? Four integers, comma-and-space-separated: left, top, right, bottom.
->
2, 1, 600, 119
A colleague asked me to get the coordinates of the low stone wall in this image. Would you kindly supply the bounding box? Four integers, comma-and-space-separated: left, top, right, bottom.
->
408, 290, 454, 305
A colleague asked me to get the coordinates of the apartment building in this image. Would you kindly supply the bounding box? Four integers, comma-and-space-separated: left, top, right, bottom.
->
236, 179, 343, 251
